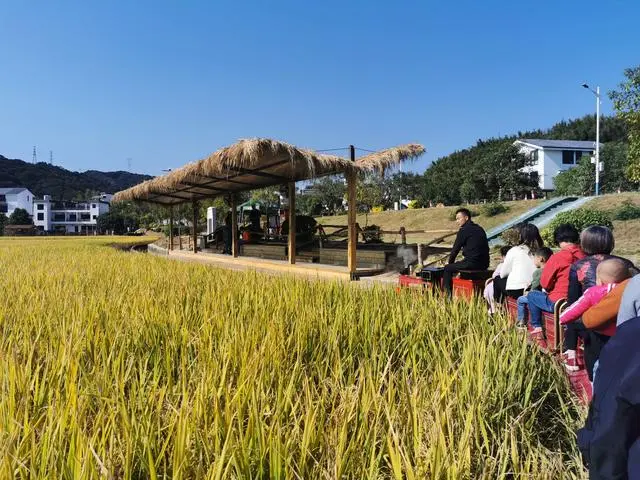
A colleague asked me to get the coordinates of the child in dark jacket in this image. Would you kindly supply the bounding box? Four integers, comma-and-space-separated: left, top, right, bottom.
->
515, 247, 553, 328
578, 316, 640, 479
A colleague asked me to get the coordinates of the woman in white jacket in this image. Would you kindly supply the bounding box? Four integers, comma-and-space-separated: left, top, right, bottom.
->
493, 223, 544, 303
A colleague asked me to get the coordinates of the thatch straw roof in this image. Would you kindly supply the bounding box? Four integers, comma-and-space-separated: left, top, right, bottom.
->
113, 138, 425, 205
354, 144, 425, 172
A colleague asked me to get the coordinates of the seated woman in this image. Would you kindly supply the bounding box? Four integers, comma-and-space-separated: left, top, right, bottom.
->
563, 225, 638, 371
484, 245, 511, 314
526, 224, 585, 334
493, 223, 542, 303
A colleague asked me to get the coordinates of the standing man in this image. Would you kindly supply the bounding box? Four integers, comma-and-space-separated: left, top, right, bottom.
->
443, 208, 490, 295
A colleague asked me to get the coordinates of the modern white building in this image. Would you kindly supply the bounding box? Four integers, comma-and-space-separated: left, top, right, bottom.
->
515, 139, 600, 191
0, 187, 35, 217
33, 193, 112, 234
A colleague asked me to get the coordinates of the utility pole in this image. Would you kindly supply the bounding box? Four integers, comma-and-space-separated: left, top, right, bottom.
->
582, 83, 601, 195
32, 146, 37, 164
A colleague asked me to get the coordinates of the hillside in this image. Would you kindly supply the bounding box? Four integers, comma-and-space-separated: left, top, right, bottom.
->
423, 114, 629, 204
316, 199, 542, 244
583, 192, 640, 263
0, 155, 151, 200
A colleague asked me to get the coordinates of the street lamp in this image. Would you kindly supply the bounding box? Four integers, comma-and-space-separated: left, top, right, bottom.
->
582, 83, 601, 196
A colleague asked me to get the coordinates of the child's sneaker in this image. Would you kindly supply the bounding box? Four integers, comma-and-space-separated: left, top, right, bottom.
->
562, 351, 580, 372
529, 328, 546, 348
515, 320, 527, 329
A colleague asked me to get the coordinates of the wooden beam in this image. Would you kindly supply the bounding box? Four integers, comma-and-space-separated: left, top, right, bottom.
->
231, 195, 239, 258
192, 200, 198, 254
225, 166, 289, 182
193, 174, 253, 186
168, 206, 174, 252
148, 159, 292, 200
148, 191, 193, 202
288, 182, 296, 264
178, 181, 226, 193
347, 145, 357, 277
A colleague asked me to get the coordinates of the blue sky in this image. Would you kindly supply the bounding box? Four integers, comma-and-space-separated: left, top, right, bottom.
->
0, 0, 637, 176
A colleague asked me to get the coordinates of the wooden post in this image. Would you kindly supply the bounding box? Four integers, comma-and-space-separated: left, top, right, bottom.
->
231, 195, 239, 258
400, 227, 406, 245
168, 206, 174, 252
192, 200, 198, 253
347, 145, 357, 277
288, 182, 296, 264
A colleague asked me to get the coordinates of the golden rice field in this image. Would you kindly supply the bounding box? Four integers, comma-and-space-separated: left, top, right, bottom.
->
0, 237, 586, 479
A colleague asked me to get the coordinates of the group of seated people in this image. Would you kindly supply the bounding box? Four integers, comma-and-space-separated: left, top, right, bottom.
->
484, 222, 637, 377
480, 221, 639, 477
444, 207, 638, 475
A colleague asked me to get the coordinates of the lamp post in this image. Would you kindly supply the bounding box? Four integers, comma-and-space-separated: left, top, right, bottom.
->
582, 83, 600, 196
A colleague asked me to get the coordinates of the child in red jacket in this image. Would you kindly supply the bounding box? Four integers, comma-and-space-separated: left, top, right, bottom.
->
525, 224, 585, 333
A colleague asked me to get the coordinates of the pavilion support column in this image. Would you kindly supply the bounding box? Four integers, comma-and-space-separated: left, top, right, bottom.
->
168, 206, 174, 252
347, 145, 357, 279
231, 195, 239, 258
288, 182, 296, 264
192, 200, 198, 254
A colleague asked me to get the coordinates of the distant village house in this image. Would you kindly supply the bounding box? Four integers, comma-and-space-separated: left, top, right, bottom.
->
33, 193, 112, 234
0, 187, 35, 217
515, 139, 600, 191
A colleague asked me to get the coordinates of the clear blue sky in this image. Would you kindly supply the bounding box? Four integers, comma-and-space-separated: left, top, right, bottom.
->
0, 0, 637, 176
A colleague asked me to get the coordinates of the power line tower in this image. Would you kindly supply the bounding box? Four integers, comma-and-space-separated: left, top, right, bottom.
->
127, 157, 132, 171
32, 146, 37, 164
50, 150, 53, 165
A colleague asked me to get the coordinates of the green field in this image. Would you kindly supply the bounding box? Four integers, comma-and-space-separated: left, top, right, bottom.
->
0, 238, 585, 478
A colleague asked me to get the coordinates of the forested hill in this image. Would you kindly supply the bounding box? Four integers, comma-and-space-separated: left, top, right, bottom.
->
423, 114, 629, 204
0, 155, 151, 200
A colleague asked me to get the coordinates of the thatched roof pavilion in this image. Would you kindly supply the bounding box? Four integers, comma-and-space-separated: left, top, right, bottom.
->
114, 138, 425, 277
114, 139, 424, 205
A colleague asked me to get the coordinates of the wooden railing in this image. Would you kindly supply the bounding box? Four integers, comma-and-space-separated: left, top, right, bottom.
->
317, 224, 456, 246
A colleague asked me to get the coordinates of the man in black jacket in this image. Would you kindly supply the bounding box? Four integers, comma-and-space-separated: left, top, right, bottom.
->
442, 208, 490, 295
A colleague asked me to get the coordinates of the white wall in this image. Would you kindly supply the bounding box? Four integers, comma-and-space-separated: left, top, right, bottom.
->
16, 190, 34, 216
518, 145, 545, 189
33, 195, 111, 233
542, 150, 592, 190
517, 143, 593, 191
33, 196, 52, 230
541, 150, 564, 190
4, 189, 35, 217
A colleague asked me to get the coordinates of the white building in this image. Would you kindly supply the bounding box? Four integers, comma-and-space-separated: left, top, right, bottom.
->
33, 193, 112, 234
515, 139, 600, 191
0, 188, 35, 218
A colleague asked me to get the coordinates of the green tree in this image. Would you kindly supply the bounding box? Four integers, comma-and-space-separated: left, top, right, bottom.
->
356, 174, 387, 211
553, 141, 637, 195
553, 157, 595, 195
301, 176, 346, 215
388, 172, 424, 202
459, 179, 480, 203
249, 187, 280, 206
475, 142, 538, 201
97, 203, 140, 234
8, 208, 33, 225
609, 66, 640, 182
